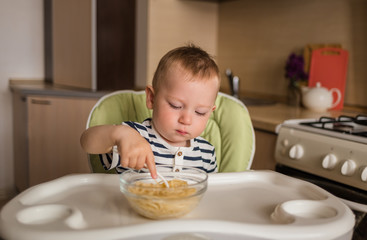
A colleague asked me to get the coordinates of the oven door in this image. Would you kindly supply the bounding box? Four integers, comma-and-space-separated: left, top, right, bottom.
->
276, 164, 367, 240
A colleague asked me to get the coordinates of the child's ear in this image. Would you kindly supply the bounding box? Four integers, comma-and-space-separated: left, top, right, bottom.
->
145, 86, 155, 109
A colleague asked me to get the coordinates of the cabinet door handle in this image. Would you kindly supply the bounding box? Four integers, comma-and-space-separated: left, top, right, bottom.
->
31, 99, 51, 105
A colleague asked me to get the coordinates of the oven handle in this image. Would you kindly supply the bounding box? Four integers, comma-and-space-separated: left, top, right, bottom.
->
339, 197, 367, 213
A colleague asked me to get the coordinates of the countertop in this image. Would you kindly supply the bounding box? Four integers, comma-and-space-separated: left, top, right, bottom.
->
9, 79, 108, 99
246, 103, 366, 133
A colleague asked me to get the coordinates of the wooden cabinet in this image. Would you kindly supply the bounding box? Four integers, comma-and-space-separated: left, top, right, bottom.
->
48, 0, 135, 90
251, 129, 277, 170
13, 93, 98, 191
47, 0, 218, 90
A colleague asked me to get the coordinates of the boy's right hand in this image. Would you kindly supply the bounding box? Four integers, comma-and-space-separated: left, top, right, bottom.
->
80, 124, 158, 179
114, 126, 157, 179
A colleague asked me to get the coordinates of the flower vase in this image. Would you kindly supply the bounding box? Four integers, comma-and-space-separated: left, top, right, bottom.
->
287, 84, 301, 107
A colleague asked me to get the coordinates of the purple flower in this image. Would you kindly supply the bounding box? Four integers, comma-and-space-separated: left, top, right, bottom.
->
285, 53, 308, 86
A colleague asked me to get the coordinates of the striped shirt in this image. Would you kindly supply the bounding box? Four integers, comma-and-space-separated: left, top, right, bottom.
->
99, 118, 217, 173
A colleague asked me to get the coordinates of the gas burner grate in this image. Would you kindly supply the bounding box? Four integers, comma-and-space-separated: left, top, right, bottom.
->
300, 114, 367, 137
355, 114, 367, 126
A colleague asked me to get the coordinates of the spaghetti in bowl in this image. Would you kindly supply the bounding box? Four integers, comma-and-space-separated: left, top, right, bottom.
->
119, 165, 208, 219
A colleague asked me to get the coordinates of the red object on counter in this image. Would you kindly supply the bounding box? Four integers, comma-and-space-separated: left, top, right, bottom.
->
308, 48, 348, 110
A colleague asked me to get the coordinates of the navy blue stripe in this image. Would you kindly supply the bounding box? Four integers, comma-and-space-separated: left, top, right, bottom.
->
134, 124, 148, 131
194, 138, 211, 145
153, 152, 175, 158
192, 146, 214, 155
184, 156, 212, 164
142, 137, 167, 149
183, 156, 202, 161
124, 121, 136, 129
200, 148, 215, 154
115, 166, 130, 173
151, 141, 167, 149
98, 154, 107, 170
148, 133, 157, 139
126, 120, 152, 133
99, 153, 112, 170
126, 121, 149, 132
124, 121, 135, 127
143, 118, 153, 129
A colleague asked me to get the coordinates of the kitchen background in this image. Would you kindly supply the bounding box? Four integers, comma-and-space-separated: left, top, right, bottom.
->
1, 0, 366, 200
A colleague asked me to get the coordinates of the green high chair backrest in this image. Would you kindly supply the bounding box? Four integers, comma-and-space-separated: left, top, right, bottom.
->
86, 90, 255, 173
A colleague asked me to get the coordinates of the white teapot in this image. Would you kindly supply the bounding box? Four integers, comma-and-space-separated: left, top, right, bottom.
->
301, 82, 341, 112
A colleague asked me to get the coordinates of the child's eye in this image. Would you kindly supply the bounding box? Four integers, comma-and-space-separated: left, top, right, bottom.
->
169, 102, 181, 109
195, 111, 206, 116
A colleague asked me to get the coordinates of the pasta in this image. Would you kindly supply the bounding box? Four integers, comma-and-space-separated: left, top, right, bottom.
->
129, 179, 196, 198
126, 179, 200, 219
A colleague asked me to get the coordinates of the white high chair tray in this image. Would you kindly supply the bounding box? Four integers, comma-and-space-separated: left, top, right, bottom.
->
0, 171, 354, 240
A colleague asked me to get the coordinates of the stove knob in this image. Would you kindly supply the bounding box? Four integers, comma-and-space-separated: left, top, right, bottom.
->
289, 144, 304, 159
282, 139, 289, 147
341, 159, 357, 176
322, 154, 338, 170
361, 167, 367, 182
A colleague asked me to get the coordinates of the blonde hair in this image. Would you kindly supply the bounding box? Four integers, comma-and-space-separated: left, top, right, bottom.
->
152, 44, 220, 93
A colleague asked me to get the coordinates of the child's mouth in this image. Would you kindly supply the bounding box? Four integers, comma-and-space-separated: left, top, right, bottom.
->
176, 129, 188, 135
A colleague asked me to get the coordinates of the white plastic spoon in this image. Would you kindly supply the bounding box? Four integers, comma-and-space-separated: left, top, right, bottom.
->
143, 164, 170, 188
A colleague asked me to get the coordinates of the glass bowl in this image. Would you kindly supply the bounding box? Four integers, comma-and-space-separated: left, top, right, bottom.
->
119, 165, 208, 219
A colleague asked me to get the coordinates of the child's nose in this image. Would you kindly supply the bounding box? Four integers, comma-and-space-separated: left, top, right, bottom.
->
179, 111, 192, 125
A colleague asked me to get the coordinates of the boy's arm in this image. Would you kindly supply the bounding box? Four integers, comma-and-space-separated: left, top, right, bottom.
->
80, 125, 124, 154
80, 125, 157, 178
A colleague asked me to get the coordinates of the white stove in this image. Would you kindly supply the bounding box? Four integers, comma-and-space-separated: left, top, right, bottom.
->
275, 115, 367, 192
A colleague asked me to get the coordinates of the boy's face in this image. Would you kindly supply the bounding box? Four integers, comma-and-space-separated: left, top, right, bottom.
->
146, 65, 219, 147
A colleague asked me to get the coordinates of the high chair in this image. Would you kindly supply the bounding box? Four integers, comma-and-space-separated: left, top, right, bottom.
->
86, 90, 255, 173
